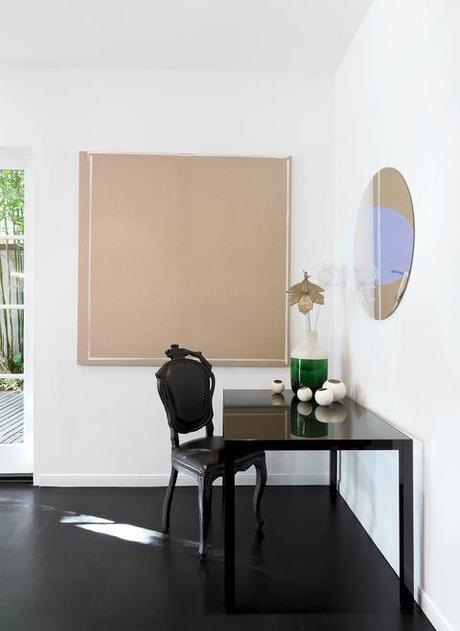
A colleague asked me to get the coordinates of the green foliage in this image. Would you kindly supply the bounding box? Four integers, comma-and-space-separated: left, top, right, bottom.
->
0, 378, 23, 392
0, 170, 24, 375
0, 170, 24, 235
11, 352, 23, 373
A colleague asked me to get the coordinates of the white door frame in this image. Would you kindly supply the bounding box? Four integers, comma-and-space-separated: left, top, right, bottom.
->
0, 148, 33, 474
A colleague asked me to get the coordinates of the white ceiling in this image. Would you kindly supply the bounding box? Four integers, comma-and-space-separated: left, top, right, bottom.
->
0, 0, 374, 73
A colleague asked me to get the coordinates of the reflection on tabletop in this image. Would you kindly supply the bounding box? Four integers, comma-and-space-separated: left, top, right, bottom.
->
290, 400, 346, 438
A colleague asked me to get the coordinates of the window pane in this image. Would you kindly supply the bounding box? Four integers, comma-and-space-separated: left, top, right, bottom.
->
0, 170, 25, 236
0, 309, 23, 373
0, 170, 25, 446
0, 238, 24, 305
0, 378, 23, 444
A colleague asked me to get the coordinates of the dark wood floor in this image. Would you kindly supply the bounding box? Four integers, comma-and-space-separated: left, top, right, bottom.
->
0, 484, 433, 631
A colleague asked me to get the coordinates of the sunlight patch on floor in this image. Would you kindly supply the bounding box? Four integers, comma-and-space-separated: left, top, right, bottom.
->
76, 523, 167, 544
60, 514, 114, 524
60, 513, 198, 548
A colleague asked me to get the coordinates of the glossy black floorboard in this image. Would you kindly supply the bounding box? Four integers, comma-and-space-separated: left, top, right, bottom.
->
0, 484, 433, 631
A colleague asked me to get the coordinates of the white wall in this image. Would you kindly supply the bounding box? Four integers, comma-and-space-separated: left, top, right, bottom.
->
333, 1, 460, 629
0, 67, 334, 485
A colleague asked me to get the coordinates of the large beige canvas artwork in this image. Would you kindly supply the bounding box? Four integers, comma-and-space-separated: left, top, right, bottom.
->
78, 152, 290, 366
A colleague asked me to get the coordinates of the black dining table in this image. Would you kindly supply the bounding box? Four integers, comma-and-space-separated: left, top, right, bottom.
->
223, 389, 414, 613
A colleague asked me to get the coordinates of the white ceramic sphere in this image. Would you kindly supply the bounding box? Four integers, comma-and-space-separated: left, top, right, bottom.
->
315, 387, 334, 406
297, 386, 313, 402
271, 379, 285, 394
322, 378, 347, 402
315, 402, 347, 423
297, 401, 313, 416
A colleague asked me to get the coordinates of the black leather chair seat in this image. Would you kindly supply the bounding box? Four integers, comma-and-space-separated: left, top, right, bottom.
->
172, 436, 263, 475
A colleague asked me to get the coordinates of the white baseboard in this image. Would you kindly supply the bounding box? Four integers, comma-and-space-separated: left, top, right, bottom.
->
36, 473, 329, 487
417, 588, 454, 631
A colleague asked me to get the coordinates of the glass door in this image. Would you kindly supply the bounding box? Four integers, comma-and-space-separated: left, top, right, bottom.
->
0, 152, 32, 474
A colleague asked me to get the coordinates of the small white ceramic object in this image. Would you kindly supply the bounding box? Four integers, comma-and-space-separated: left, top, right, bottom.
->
322, 378, 347, 402
315, 387, 334, 406
297, 401, 313, 416
271, 379, 285, 394
297, 386, 313, 402
315, 402, 347, 423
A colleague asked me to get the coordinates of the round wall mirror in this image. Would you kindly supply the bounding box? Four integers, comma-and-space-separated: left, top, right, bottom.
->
354, 167, 414, 320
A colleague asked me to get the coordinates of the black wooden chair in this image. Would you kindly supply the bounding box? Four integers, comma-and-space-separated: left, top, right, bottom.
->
156, 344, 267, 559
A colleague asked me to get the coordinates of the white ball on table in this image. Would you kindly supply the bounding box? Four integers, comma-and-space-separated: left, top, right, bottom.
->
297, 386, 313, 402
315, 387, 334, 406
322, 378, 346, 402
271, 379, 285, 394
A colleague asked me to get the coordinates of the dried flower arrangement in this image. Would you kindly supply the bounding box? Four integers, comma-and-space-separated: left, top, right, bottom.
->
287, 271, 326, 333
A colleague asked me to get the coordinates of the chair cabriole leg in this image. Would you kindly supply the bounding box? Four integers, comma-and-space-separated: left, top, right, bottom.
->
198, 478, 212, 559
162, 466, 178, 533
253, 456, 267, 530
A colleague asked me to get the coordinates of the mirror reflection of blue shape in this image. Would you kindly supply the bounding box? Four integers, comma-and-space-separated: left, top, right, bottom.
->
373, 206, 414, 286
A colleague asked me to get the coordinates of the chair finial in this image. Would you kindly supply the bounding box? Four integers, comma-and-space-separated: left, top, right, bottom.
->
165, 344, 186, 359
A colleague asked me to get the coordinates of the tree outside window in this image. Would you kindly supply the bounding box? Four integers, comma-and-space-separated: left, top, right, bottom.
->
0, 169, 24, 392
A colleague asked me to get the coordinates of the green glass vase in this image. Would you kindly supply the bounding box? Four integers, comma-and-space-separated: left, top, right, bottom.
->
290, 330, 328, 394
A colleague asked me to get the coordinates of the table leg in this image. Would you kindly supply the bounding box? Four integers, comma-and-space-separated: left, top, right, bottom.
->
224, 444, 236, 612
330, 448, 338, 494
399, 441, 414, 611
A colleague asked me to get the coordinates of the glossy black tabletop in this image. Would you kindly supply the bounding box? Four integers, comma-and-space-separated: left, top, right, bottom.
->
223, 390, 411, 445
